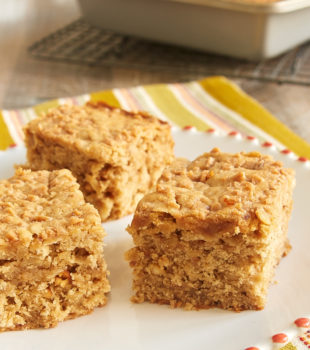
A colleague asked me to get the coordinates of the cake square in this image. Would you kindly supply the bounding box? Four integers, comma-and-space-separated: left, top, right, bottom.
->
0, 168, 110, 331
126, 148, 295, 311
24, 102, 174, 221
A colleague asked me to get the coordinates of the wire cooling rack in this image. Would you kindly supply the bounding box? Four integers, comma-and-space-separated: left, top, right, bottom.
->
29, 18, 310, 86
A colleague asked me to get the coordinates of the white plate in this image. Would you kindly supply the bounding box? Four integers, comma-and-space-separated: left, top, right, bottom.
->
0, 129, 309, 350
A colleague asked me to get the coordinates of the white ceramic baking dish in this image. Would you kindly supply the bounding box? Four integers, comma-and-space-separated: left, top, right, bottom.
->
78, 0, 310, 60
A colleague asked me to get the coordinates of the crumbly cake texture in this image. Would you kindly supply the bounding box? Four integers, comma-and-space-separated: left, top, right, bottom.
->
126, 148, 295, 311
0, 168, 110, 331
23, 102, 174, 221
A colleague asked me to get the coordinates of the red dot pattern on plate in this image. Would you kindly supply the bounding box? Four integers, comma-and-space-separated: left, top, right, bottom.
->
281, 149, 291, 154
183, 125, 193, 130
262, 141, 273, 147
207, 128, 215, 133
229, 131, 238, 136
272, 333, 288, 343
299, 336, 310, 346
246, 135, 256, 140
9, 143, 17, 148
298, 156, 308, 162
295, 318, 310, 328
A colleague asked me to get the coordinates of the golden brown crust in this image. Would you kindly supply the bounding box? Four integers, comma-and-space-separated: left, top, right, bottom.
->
86, 101, 168, 124
0, 168, 95, 247
131, 148, 295, 238
24, 103, 171, 162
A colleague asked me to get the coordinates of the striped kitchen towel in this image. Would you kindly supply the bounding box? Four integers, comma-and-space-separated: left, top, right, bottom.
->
1, 76, 310, 158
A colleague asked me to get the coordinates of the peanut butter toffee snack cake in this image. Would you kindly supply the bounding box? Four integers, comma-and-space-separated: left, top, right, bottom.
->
126, 148, 295, 311
0, 168, 110, 331
23, 102, 174, 221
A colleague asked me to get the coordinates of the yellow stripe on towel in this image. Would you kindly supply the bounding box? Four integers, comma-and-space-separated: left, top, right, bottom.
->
0, 112, 14, 150
199, 76, 310, 158
144, 84, 210, 131
90, 90, 120, 107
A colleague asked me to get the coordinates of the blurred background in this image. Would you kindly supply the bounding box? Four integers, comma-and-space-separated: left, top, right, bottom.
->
1, 0, 310, 142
